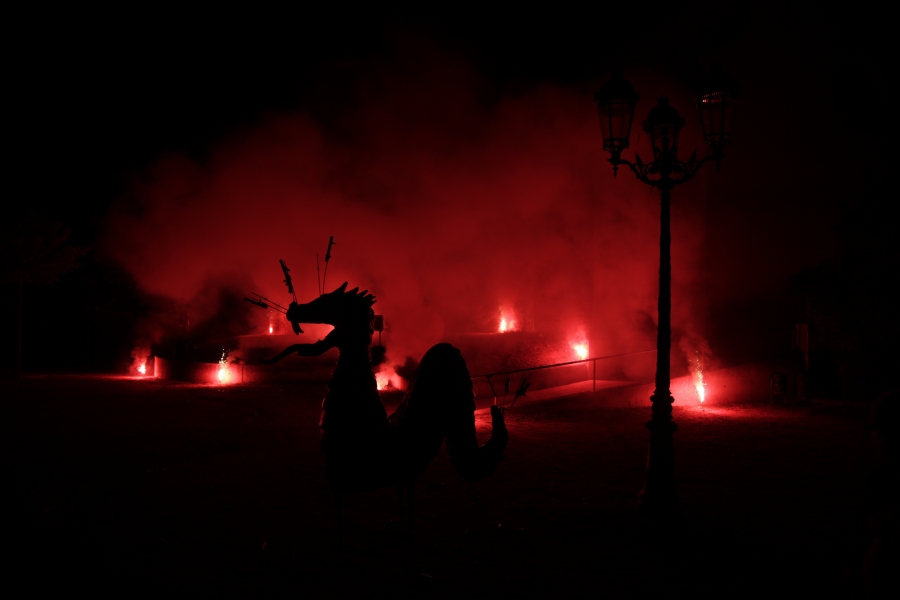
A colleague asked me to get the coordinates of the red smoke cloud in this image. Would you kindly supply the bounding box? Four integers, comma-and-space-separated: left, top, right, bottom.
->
105, 40, 710, 366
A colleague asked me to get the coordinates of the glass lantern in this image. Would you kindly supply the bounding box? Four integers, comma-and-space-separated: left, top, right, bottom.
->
695, 65, 740, 148
594, 70, 639, 156
643, 97, 685, 159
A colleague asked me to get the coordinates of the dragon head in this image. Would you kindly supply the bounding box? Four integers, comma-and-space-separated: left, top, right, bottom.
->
285, 282, 376, 333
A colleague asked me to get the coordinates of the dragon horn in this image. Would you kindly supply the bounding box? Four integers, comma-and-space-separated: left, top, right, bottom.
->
332, 282, 349, 294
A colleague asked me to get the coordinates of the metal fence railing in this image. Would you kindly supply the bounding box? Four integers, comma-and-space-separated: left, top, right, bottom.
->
471, 349, 658, 405
469, 327, 798, 406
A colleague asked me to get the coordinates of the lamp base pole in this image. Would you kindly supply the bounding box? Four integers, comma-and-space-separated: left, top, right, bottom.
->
638, 186, 679, 518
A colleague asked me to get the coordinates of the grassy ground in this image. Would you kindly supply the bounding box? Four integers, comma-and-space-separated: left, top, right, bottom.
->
2, 376, 875, 597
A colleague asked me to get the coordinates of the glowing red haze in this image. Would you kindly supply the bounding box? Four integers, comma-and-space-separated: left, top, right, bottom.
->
106, 42, 711, 366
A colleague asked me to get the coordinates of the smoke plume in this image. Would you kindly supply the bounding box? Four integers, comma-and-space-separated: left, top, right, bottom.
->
104, 39, 710, 368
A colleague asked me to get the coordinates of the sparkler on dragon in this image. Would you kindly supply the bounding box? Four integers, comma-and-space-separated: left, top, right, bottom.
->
251, 269, 508, 530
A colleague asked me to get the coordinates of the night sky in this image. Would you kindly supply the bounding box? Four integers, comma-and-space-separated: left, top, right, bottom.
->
11, 3, 885, 234
4, 2, 894, 396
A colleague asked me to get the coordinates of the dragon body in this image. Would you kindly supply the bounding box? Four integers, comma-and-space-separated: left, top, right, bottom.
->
262, 282, 507, 493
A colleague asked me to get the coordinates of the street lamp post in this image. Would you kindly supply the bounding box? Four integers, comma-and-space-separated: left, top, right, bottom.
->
594, 67, 740, 517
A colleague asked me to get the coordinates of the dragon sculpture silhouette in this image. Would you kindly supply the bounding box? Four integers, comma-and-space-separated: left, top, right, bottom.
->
261, 282, 508, 494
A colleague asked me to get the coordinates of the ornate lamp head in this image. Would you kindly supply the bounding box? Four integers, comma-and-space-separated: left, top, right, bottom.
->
695, 64, 740, 151
594, 70, 639, 162
643, 97, 685, 161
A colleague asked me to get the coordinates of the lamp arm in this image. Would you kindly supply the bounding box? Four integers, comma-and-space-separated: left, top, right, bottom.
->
609, 147, 724, 189
671, 148, 726, 187
609, 156, 656, 187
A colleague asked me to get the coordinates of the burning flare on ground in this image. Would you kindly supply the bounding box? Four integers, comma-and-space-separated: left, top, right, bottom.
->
692, 353, 706, 404
375, 371, 389, 391
498, 308, 518, 333
569, 331, 588, 360
131, 347, 151, 377
375, 367, 405, 391
218, 349, 230, 384
680, 338, 712, 405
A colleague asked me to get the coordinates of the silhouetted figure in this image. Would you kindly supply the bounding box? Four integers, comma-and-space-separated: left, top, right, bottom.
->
261, 283, 508, 535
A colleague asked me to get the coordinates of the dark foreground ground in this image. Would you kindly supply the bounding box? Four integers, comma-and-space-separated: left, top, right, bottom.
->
2, 376, 877, 597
